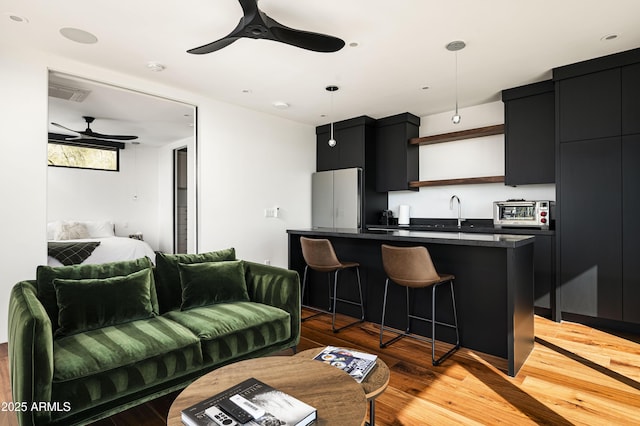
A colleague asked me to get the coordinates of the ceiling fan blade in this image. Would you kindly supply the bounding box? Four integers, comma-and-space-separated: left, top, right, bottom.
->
188, 0, 344, 54
187, 36, 240, 54
264, 14, 344, 53
81, 130, 138, 141
238, 0, 259, 18
51, 122, 80, 134
270, 26, 345, 52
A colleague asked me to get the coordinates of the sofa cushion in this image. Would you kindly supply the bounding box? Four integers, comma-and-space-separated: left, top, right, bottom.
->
51, 316, 203, 417
53, 268, 156, 338
178, 260, 249, 310
163, 301, 291, 365
154, 248, 236, 313
37, 257, 157, 331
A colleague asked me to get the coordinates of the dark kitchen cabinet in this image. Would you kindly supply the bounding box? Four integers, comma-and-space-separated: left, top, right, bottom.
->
316, 116, 375, 172
557, 68, 621, 143
502, 80, 555, 185
622, 134, 640, 323
553, 47, 640, 327
375, 113, 420, 191
559, 137, 622, 320
533, 234, 555, 313
622, 62, 640, 135
316, 115, 387, 226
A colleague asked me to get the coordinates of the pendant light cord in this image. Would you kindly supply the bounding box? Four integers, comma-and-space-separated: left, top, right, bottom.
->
454, 51, 459, 115
330, 90, 334, 140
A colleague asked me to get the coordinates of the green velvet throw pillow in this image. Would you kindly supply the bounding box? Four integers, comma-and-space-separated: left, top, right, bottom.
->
154, 248, 236, 312
53, 268, 155, 338
37, 257, 157, 331
178, 260, 249, 310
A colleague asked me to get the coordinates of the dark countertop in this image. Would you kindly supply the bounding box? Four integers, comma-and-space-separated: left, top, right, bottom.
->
367, 218, 555, 236
287, 227, 536, 249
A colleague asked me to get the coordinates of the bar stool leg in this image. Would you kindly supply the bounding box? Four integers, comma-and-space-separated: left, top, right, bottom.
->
450, 280, 460, 347
379, 279, 390, 346
405, 286, 411, 333
431, 279, 460, 366
380, 279, 409, 347
356, 267, 365, 322
332, 267, 365, 333
300, 265, 329, 322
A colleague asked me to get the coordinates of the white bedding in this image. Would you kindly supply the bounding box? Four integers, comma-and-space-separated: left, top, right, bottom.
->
47, 236, 156, 266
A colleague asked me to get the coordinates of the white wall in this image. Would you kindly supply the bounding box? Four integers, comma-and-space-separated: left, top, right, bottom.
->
47, 143, 162, 249
0, 46, 314, 343
388, 102, 555, 220
0, 50, 48, 345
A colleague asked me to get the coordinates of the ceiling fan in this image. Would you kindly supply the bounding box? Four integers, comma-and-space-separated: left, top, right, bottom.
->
50, 116, 138, 141
187, 0, 345, 54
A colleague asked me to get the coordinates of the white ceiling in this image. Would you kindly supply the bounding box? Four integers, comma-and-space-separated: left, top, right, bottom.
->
47, 72, 195, 146
3, 0, 640, 136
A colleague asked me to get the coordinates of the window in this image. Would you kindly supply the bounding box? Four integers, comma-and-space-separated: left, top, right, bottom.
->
47, 141, 120, 171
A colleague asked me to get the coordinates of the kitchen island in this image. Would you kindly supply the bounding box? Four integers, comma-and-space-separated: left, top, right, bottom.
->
287, 228, 536, 376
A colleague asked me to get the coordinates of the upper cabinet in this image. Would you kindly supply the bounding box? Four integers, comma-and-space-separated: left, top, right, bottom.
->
502, 80, 555, 185
622, 62, 640, 135
316, 116, 376, 171
375, 113, 420, 191
557, 68, 621, 142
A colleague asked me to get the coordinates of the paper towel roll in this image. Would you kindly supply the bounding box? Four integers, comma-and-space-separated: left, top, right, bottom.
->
398, 205, 410, 226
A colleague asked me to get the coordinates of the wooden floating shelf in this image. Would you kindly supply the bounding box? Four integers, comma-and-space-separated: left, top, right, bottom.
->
409, 175, 505, 188
410, 124, 504, 146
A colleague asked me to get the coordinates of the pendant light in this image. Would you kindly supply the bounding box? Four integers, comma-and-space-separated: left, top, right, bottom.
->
326, 85, 339, 147
446, 40, 466, 124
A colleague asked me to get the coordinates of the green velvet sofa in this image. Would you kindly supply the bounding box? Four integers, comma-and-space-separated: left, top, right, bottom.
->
8, 248, 300, 426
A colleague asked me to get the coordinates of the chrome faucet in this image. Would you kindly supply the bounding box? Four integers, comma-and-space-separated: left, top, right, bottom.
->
450, 195, 462, 228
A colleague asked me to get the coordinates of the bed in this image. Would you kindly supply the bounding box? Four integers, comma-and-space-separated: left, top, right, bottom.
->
47, 221, 156, 266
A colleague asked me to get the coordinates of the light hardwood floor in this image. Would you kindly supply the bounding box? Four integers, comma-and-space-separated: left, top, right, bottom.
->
2, 312, 640, 425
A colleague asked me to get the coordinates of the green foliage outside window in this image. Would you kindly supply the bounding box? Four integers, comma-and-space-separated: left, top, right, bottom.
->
48, 142, 119, 171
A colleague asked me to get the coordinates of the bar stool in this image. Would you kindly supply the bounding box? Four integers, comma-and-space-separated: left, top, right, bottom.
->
379, 244, 460, 366
300, 237, 365, 333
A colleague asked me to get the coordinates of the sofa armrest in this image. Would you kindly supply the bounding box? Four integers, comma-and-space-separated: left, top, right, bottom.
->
244, 262, 300, 347
8, 281, 54, 426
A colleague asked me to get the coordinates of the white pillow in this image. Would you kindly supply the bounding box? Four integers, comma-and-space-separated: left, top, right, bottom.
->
84, 221, 115, 238
53, 221, 90, 240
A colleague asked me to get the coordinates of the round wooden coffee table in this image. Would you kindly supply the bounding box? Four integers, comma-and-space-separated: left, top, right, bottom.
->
295, 348, 390, 426
167, 356, 367, 426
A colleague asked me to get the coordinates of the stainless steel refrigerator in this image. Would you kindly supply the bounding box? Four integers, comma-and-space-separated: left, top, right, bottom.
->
312, 168, 362, 229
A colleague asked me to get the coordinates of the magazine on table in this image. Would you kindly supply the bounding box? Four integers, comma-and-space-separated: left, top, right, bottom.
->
312, 346, 377, 383
181, 377, 316, 426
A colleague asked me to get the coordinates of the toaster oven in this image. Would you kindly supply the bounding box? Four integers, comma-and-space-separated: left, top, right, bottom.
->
493, 200, 554, 229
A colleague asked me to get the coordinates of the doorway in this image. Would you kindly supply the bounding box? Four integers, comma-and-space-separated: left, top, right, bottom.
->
174, 147, 188, 253
47, 71, 197, 254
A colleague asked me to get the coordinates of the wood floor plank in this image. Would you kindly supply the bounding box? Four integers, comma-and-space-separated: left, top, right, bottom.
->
2, 312, 640, 425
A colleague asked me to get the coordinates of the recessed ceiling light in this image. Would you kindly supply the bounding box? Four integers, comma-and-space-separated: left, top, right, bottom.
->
146, 61, 166, 72
6, 13, 28, 23
59, 27, 98, 44
601, 33, 619, 41
272, 101, 289, 109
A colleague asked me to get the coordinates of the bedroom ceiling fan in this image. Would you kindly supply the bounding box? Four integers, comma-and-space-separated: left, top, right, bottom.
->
50, 116, 138, 141
187, 0, 345, 54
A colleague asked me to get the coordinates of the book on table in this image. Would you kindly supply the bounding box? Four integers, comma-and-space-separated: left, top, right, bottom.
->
181, 377, 316, 426
312, 346, 377, 383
